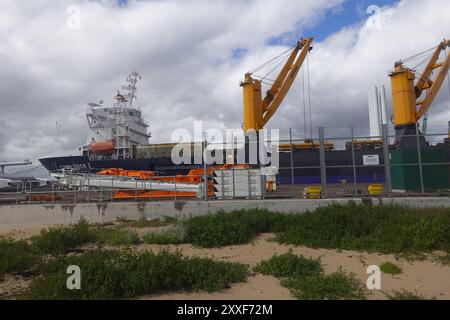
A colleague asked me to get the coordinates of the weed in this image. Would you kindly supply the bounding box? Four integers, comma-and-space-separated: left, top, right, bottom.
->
0, 239, 40, 277
27, 249, 248, 299
255, 252, 366, 300
386, 289, 430, 300
439, 254, 450, 265
129, 217, 177, 228
282, 269, 366, 300
142, 226, 185, 245
254, 250, 322, 278
379, 262, 402, 275
276, 202, 450, 254
91, 228, 140, 246
31, 219, 95, 255
183, 209, 290, 248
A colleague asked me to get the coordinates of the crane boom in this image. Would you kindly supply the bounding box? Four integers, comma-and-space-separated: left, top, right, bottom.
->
241, 37, 313, 133
415, 41, 450, 121
390, 39, 450, 131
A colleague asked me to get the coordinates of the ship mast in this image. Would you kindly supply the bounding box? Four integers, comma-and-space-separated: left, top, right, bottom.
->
113, 71, 142, 159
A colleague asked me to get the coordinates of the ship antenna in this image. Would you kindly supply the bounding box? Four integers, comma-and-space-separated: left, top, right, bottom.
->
121, 71, 141, 108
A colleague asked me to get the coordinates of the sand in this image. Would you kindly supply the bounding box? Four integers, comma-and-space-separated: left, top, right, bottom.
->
1, 226, 449, 300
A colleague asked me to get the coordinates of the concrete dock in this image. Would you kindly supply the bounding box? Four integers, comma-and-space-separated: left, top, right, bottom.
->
1, 197, 450, 229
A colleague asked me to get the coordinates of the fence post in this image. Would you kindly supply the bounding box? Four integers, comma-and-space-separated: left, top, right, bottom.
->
87, 177, 90, 203
415, 122, 425, 194
111, 178, 114, 203
174, 178, 177, 201
350, 126, 357, 197
203, 137, 208, 201
289, 128, 295, 197
318, 127, 327, 198
382, 124, 392, 196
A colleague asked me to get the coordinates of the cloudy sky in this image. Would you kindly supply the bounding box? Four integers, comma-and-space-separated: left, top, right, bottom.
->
1, 0, 450, 172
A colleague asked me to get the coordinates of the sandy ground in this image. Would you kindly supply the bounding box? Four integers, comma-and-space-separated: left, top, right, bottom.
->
1, 226, 450, 300
136, 233, 450, 300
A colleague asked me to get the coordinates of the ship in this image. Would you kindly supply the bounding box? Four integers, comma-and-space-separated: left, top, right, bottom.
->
39, 72, 386, 185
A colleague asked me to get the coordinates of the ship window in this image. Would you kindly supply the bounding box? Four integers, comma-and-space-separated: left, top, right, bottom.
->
104, 109, 108, 112
129, 111, 135, 117
109, 110, 113, 114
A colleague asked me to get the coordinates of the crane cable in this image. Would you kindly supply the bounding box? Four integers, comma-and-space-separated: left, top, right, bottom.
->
302, 63, 307, 139
307, 54, 313, 140
402, 45, 438, 63
251, 45, 295, 74
446, 47, 450, 97
8, 165, 44, 175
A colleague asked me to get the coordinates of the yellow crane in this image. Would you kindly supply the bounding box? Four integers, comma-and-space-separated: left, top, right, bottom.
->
241, 37, 314, 133
390, 39, 450, 143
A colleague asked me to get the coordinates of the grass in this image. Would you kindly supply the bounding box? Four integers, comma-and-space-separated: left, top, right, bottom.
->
128, 217, 177, 228
437, 253, 450, 266
0, 239, 40, 278
282, 269, 366, 300
380, 262, 402, 275
254, 251, 366, 300
275, 203, 450, 254
386, 289, 430, 300
142, 226, 185, 245
167, 204, 450, 253
29, 219, 142, 255
254, 250, 322, 278
91, 228, 141, 246
183, 209, 290, 248
31, 219, 96, 255
27, 249, 249, 300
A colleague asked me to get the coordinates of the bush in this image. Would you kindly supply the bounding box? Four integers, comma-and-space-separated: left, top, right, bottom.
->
92, 228, 140, 246
27, 249, 249, 300
276, 202, 450, 254
128, 217, 177, 228
386, 289, 429, 300
31, 219, 95, 255
283, 269, 366, 300
254, 250, 322, 278
183, 209, 291, 248
380, 262, 402, 275
255, 253, 366, 300
0, 239, 40, 277
142, 226, 185, 245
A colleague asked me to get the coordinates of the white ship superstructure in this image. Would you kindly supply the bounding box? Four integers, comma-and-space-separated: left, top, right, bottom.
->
82, 72, 151, 160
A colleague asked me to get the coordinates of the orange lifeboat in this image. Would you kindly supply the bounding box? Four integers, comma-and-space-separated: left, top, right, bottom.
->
90, 140, 116, 154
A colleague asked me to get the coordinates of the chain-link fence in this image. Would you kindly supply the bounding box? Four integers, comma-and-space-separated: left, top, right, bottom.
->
2, 123, 450, 205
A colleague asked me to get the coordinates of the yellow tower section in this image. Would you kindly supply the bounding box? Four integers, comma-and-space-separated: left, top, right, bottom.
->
389, 64, 417, 128
242, 73, 263, 133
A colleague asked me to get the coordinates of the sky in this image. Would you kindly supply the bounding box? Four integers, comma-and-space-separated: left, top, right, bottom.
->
1, 0, 450, 174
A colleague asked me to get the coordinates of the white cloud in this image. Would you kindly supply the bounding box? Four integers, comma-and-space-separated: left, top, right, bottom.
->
0, 0, 450, 171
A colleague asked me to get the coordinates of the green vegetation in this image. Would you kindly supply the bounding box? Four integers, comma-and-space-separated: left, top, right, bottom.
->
275, 203, 450, 254
128, 217, 177, 228
282, 269, 366, 300
29, 220, 142, 254
161, 204, 450, 253
254, 250, 322, 278
254, 252, 366, 300
380, 262, 402, 275
91, 228, 140, 246
437, 254, 450, 266
27, 249, 249, 300
0, 239, 40, 277
31, 219, 95, 255
386, 289, 429, 300
142, 227, 185, 245
183, 209, 290, 248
